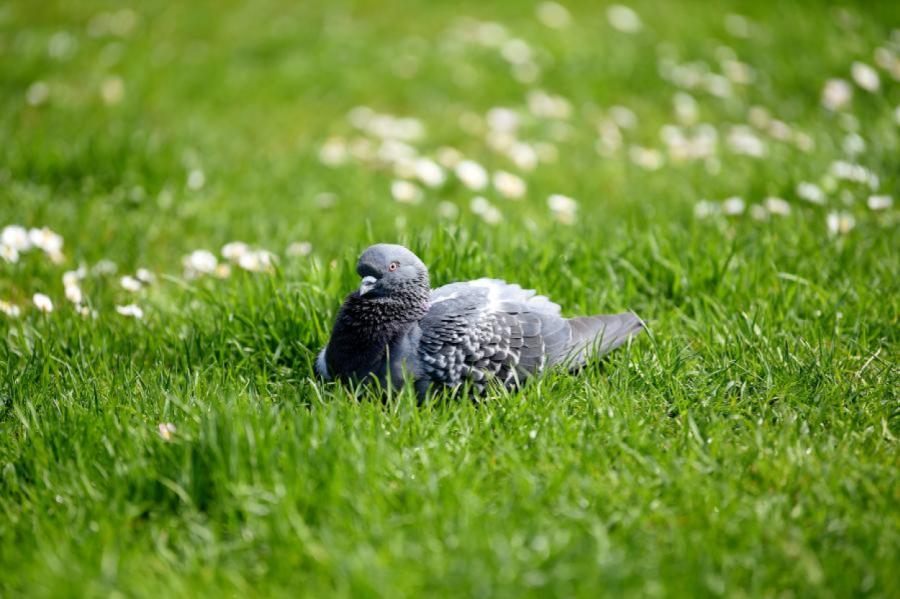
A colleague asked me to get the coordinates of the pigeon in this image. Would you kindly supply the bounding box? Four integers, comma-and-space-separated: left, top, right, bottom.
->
316, 244, 644, 396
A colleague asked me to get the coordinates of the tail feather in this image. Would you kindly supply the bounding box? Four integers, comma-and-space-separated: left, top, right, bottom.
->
563, 312, 644, 368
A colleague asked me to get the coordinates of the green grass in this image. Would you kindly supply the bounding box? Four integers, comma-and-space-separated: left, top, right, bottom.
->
1, 0, 898, 596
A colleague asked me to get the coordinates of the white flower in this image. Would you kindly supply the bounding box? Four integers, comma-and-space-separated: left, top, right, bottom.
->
822, 79, 852, 111
474, 21, 508, 47
486, 107, 520, 132
136, 268, 154, 284
724, 14, 751, 38
182, 250, 217, 278
793, 132, 815, 153
722, 60, 755, 85
158, 422, 176, 441
413, 158, 446, 188
26, 81, 50, 106
100, 75, 125, 105
829, 161, 878, 188
609, 105, 637, 129
501, 38, 532, 65
78, 305, 98, 319
694, 200, 719, 218
481, 205, 503, 225
727, 126, 766, 157
438, 201, 459, 219
186, 169, 205, 190
826, 211, 855, 235
867, 195, 893, 210
62, 266, 87, 288
120, 275, 142, 292
704, 73, 733, 98
0, 300, 21, 318
507, 142, 539, 171
536, 2, 571, 28
221, 241, 250, 261
391, 179, 423, 204
0, 301, 21, 317
28, 227, 63, 256
527, 90, 572, 119
548, 194, 578, 224
673, 92, 698, 124
435, 146, 463, 169
286, 241, 313, 257
64, 283, 82, 305
92, 259, 118, 276
1, 245, 18, 263
116, 304, 144, 318
511, 61, 540, 84
607, 4, 642, 33
469, 197, 501, 224
378, 139, 416, 165
842, 133, 865, 156
851, 62, 880, 92
33, 293, 53, 313
750, 204, 768, 220
767, 120, 792, 141
1, 225, 31, 251
238, 250, 275, 272
797, 182, 825, 205
455, 160, 489, 190
629, 146, 664, 170
492, 171, 527, 199
722, 197, 745, 215
596, 120, 623, 155
318, 136, 348, 166
347, 106, 374, 128
470, 196, 491, 215
764, 197, 791, 216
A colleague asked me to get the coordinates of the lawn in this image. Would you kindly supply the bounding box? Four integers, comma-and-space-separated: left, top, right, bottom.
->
1, 0, 898, 596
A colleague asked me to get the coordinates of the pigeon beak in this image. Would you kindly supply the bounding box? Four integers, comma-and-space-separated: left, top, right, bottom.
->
358, 275, 378, 296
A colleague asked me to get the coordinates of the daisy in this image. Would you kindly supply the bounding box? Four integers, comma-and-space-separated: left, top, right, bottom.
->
0, 300, 21, 318
182, 250, 218, 278
33, 293, 53, 313
492, 171, 527, 199
536, 2, 571, 29
826, 212, 855, 235
120, 275, 142, 292
797, 182, 825, 205
851, 62, 880, 92
822, 79, 852, 111
607, 4, 642, 33
116, 304, 144, 318
867, 195, 892, 210
391, 180, 423, 204
548, 194, 578, 224
1, 225, 31, 251
455, 160, 489, 190
764, 197, 791, 216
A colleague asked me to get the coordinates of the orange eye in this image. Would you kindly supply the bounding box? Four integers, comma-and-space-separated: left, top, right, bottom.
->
389, 261, 399, 272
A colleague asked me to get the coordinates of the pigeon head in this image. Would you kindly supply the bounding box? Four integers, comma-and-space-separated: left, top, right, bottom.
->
355, 244, 429, 299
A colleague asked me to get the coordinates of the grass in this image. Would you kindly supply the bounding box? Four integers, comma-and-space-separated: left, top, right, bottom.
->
1, 0, 898, 596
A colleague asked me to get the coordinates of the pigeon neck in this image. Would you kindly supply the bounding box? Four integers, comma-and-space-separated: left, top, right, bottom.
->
325, 291, 427, 380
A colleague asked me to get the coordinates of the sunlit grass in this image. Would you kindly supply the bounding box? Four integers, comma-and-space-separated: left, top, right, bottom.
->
1, 0, 898, 596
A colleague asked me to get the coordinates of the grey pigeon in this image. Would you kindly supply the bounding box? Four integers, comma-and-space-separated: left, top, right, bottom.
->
316, 244, 644, 396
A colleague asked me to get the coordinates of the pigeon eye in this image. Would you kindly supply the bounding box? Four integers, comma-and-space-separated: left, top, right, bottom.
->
389, 261, 399, 272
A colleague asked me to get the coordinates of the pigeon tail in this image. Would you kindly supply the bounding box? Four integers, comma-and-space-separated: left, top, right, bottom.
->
564, 312, 644, 368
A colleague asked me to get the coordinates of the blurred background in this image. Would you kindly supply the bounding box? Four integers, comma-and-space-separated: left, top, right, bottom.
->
2, 0, 896, 275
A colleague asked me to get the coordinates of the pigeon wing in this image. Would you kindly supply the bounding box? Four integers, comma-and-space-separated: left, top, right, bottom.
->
419, 279, 571, 391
